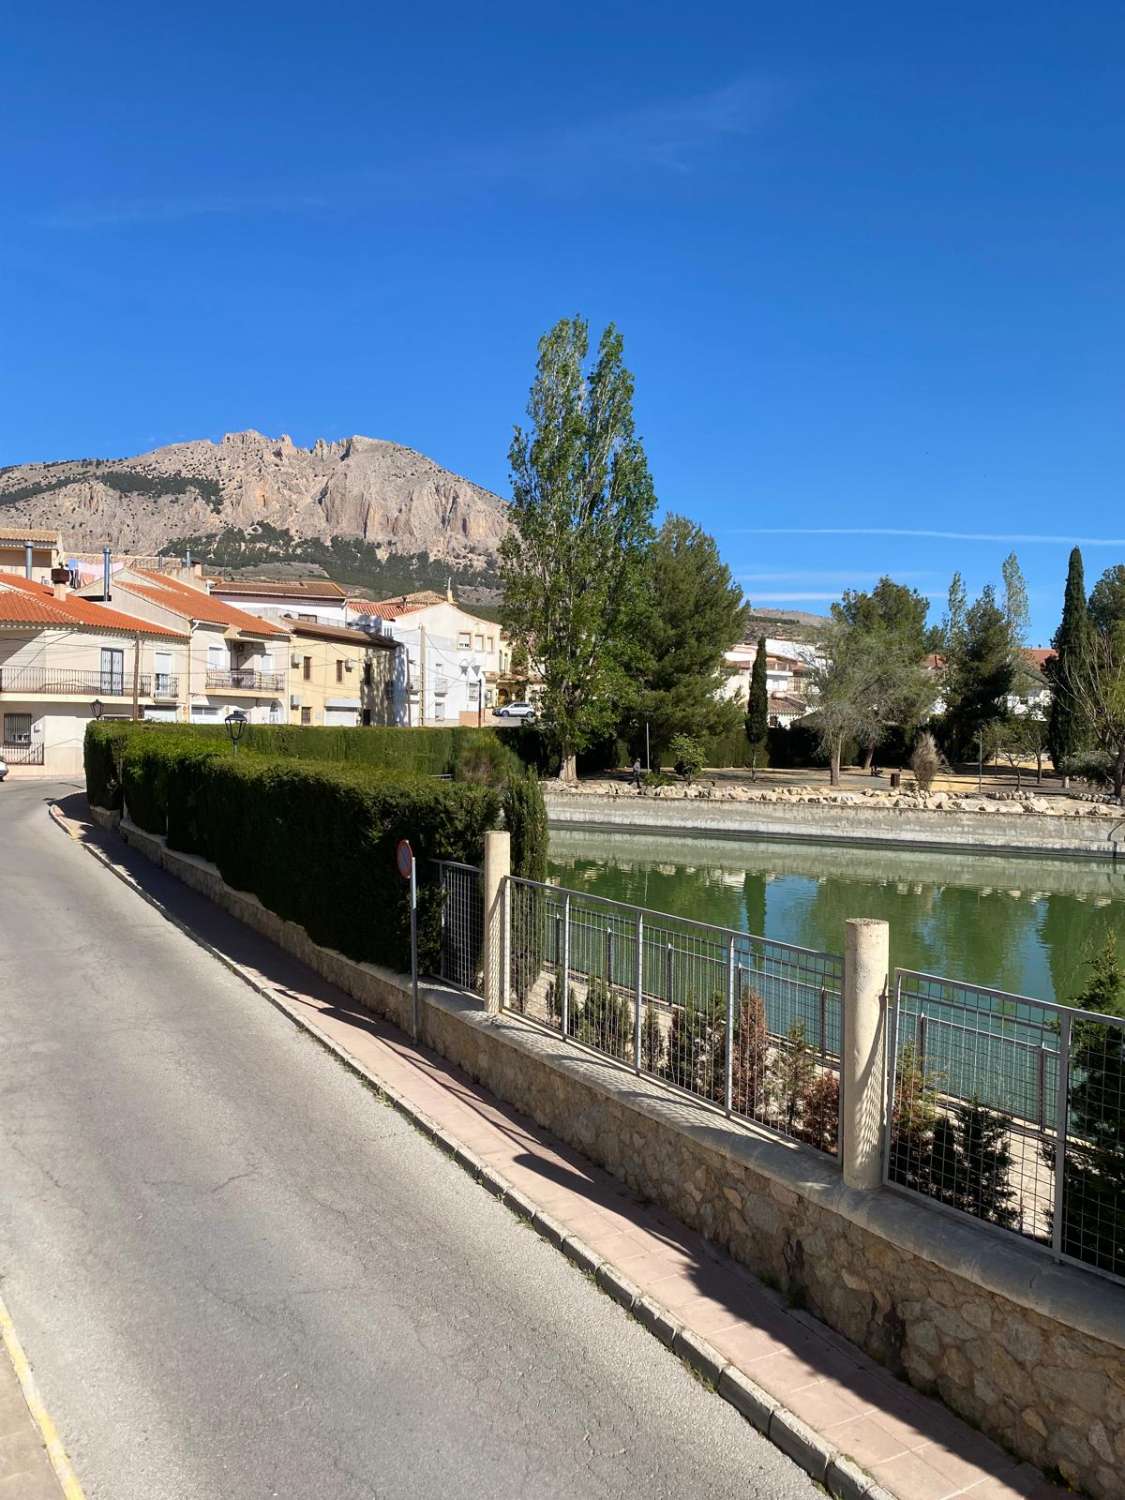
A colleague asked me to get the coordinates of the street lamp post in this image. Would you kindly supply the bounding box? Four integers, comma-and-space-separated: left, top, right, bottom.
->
225, 710, 247, 752
978, 727, 984, 794
91, 699, 104, 722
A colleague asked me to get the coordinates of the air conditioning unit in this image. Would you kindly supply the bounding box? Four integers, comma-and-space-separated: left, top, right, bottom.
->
345, 659, 355, 672
290, 695, 301, 709
291, 654, 301, 668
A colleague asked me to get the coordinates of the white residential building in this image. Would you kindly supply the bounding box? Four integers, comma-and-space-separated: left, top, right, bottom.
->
722, 637, 821, 724
77, 568, 290, 724
346, 591, 503, 726
0, 574, 188, 775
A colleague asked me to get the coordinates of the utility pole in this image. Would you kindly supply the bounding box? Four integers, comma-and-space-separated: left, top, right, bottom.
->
132, 631, 142, 721
978, 728, 984, 793
418, 626, 426, 727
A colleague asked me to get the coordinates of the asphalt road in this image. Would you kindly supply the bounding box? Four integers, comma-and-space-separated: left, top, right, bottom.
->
0, 781, 817, 1500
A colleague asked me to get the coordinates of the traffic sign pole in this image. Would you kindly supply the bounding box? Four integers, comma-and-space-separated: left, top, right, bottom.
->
396, 840, 420, 1041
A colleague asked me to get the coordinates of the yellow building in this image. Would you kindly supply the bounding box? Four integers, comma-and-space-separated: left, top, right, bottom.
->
283, 617, 401, 727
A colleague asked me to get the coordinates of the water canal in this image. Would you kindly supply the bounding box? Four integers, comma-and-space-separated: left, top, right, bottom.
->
548, 828, 1125, 1006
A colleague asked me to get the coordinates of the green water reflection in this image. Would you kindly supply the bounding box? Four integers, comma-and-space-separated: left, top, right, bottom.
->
548, 830, 1125, 1006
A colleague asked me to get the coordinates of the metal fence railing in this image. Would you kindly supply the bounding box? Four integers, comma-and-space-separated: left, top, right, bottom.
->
886, 969, 1125, 1284
434, 860, 484, 995
505, 876, 844, 1155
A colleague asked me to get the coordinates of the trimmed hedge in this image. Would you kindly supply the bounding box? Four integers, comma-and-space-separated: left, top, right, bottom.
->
121, 745, 499, 970
84, 720, 547, 967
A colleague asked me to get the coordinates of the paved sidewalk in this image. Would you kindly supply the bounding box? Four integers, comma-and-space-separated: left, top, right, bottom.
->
0, 1320, 71, 1499
54, 796, 1068, 1500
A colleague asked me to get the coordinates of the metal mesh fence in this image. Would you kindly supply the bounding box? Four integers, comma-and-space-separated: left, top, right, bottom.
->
505, 877, 843, 1154
434, 861, 483, 995
886, 969, 1125, 1283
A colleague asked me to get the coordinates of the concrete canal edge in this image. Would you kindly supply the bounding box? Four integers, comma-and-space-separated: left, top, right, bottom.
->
544, 792, 1125, 861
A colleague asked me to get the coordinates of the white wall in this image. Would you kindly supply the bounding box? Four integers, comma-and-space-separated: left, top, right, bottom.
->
353, 603, 499, 726
212, 593, 347, 627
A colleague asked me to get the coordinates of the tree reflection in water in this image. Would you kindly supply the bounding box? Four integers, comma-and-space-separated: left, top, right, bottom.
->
549, 831, 1125, 1006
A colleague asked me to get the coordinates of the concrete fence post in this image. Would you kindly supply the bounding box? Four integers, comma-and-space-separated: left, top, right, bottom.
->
841, 917, 890, 1192
482, 830, 510, 1016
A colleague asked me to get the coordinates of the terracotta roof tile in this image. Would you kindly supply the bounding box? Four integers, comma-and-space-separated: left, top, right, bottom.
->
0, 575, 185, 637
126, 570, 287, 635
210, 578, 347, 600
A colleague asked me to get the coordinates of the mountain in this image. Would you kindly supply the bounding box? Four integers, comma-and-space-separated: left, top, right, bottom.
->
0, 430, 509, 566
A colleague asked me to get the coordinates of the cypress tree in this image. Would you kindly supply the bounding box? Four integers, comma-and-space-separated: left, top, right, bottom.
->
745, 635, 770, 771
1047, 547, 1091, 771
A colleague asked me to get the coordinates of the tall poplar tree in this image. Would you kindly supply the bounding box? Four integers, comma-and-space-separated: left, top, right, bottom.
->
1046, 547, 1092, 771
501, 318, 656, 781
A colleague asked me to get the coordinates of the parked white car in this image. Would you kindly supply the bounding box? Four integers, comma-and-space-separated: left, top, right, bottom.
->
0, 755, 8, 781
495, 701, 537, 721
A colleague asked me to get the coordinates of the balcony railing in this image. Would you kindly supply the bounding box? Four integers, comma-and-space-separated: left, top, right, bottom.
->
0, 668, 180, 698
204, 668, 285, 693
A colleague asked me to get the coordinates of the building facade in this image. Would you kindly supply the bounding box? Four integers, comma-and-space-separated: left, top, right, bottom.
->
0, 575, 187, 774
208, 578, 349, 628
282, 617, 401, 727
78, 567, 290, 724
346, 592, 503, 726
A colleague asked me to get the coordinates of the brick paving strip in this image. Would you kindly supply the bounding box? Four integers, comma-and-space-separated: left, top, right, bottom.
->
0, 1295, 84, 1498
50, 799, 1070, 1500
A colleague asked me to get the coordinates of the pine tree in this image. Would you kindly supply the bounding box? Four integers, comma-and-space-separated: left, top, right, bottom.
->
773, 1022, 817, 1136
888, 1043, 939, 1192
730, 986, 769, 1118
955, 1099, 1018, 1229
745, 635, 770, 774
942, 585, 1015, 760
1046, 547, 1092, 771
579, 978, 632, 1060
800, 1070, 840, 1152
640, 999, 663, 1073
663, 992, 722, 1094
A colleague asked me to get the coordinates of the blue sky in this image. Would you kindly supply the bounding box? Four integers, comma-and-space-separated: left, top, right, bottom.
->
4, 2, 1124, 641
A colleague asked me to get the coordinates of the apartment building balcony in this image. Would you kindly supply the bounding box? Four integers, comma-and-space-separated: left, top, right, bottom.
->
205, 668, 285, 694
0, 667, 180, 700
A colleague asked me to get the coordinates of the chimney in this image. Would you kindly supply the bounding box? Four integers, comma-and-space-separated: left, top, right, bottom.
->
24, 541, 33, 579
53, 582, 68, 601
102, 545, 112, 602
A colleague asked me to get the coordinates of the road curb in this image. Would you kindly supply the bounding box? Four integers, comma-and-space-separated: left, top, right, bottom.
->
51, 801, 884, 1500
0, 1292, 86, 1500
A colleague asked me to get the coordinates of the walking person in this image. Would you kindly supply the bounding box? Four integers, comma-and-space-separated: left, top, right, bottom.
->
631, 756, 643, 790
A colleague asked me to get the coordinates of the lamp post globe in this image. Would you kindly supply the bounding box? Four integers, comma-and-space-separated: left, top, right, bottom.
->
91, 699, 104, 721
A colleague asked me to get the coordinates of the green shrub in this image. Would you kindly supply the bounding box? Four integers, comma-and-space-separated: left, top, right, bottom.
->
668, 733, 704, 783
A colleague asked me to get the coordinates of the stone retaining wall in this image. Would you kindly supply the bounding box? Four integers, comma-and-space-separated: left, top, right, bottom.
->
94, 805, 1125, 1496
546, 792, 1125, 860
